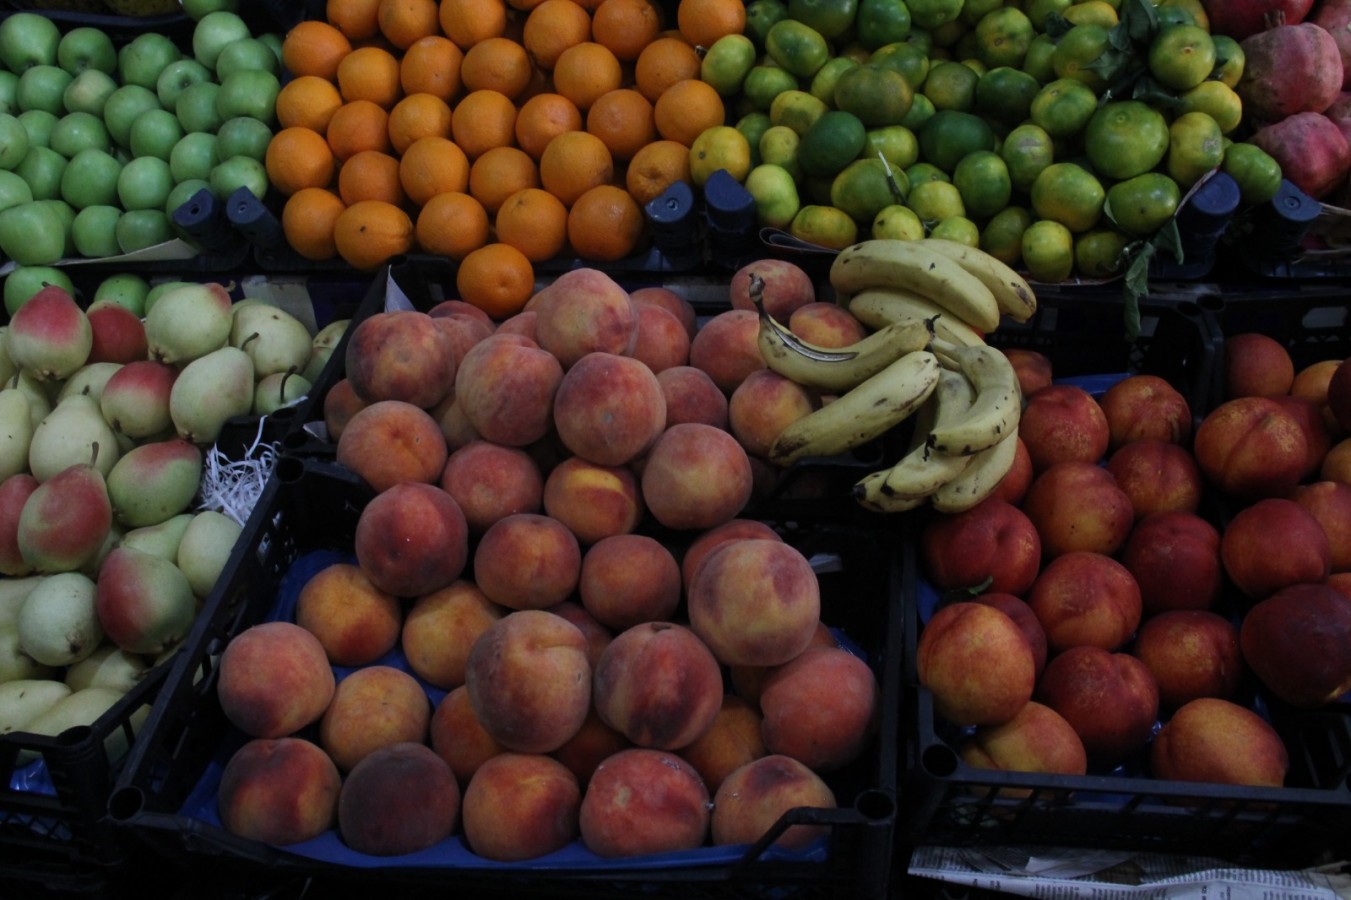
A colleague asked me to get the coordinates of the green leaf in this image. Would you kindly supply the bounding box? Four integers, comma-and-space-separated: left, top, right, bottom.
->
1155, 216, 1183, 263
1043, 11, 1073, 39
1085, 47, 1135, 82
1131, 74, 1187, 110
1122, 239, 1153, 342
1119, 0, 1160, 46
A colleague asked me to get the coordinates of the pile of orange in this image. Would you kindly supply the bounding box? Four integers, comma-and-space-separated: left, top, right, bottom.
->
270, 0, 745, 318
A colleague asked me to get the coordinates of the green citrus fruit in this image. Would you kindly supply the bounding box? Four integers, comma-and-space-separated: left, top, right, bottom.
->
1000, 122, 1055, 192
745, 0, 790, 47
856, 0, 913, 49
1148, 24, 1215, 92
905, 160, 950, 188
952, 149, 1012, 219
1021, 33, 1058, 84
1222, 141, 1282, 204
1178, 80, 1242, 135
1211, 34, 1245, 88
742, 64, 801, 111
899, 92, 936, 130
862, 124, 920, 172
809, 55, 860, 103
690, 125, 752, 188
917, 108, 997, 172
1104, 171, 1181, 236
972, 6, 1034, 69
1062, 0, 1118, 27
833, 62, 915, 127
1084, 99, 1170, 180
790, 203, 859, 249
736, 111, 772, 167
1023, 0, 1072, 31
923, 59, 980, 112
701, 34, 758, 97
744, 162, 802, 228
1021, 217, 1075, 282
960, 0, 1004, 28
975, 65, 1040, 127
789, 0, 860, 40
1030, 161, 1105, 232
1074, 227, 1131, 278
760, 124, 803, 180
1029, 76, 1098, 140
907, 178, 966, 222
908, 0, 964, 30
798, 109, 868, 177
930, 214, 980, 245
1050, 23, 1111, 92
868, 40, 930, 89
1166, 110, 1224, 188
1158, 0, 1210, 28
980, 204, 1033, 265
769, 88, 831, 135
832, 157, 903, 223
766, 19, 832, 79
872, 202, 926, 239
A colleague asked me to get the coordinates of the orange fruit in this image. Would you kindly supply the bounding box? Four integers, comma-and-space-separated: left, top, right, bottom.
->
326, 99, 392, 161
451, 89, 519, 159
266, 126, 337, 196
327, 0, 383, 41
653, 78, 725, 146
566, 183, 644, 261
585, 87, 656, 161
460, 36, 534, 100
468, 145, 540, 214
495, 186, 569, 261
592, 0, 664, 62
415, 191, 490, 258
336, 45, 403, 108
539, 129, 615, 205
625, 138, 691, 204
455, 242, 537, 319
523, 0, 592, 70
281, 20, 353, 81
387, 92, 454, 154
634, 35, 701, 103
377, 0, 440, 49
400, 35, 464, 102
440, 0, 509, 49
514, 92, 583, 159
282, 187, 347, 261
338, 149, 406, 205
275, 75, 344, 134
334, 199, 415, 270
676, 0, 746, 49
552, 41, 624, 110
399, 135, 471, 205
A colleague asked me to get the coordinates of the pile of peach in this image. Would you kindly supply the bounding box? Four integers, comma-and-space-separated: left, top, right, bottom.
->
915, 336, 1351, 788
202, 261, 886, 860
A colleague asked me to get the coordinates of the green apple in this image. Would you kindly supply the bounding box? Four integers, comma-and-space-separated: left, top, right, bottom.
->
117, 156, 173, 211
115, 208, 174, 253
92, 272, 151, 315
182, 0, 240, 19
175, 81, 223, 134
214, 38, 278, 81
0, 71, 19, 115
156, 58, 212, 112
129, 108, 183, 161
17, 109, 57, 148
214, 70, 279, 128
166, 176, 211, 224
63, 68, 119, 118
0, 13, 61, 74
3, 264, 75, 317
16, 145, 66, 201
209, 154, 267, 200
0, 200, 67, 265
16, 65, 73, 116
102, 84, 162, 150
60, 147, 122, 209
71, 204, 122, 258
37, 198, 77, 257
215, 116, 271, 162
0, 113, 29, 170
192, 11, 252, 71
0, 169, 33, 213
57, 27, 117, 76
168, 131, 218, 182
260, 33, 283, 67
118, 34, 183, 91
49, 111, 111, 158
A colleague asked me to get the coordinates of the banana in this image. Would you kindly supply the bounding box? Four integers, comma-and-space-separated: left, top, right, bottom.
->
918, 238, 1038, 323
845, 289, 987, 348
930, 429, 1021, 513
768, 350, 941, 467
830, 239, 1002, 334
879, 368, 978, 498
926, 338, 1022, 456
853, 467, 928, 513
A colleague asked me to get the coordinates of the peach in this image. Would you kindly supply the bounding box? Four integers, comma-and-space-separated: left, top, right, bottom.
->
1001, 348, 1053, 397
1274, 393, 1336, 480
465, 609, 592, 753
461, 752, 582, 861
401, 580, 504, 690
541, 456, 644, 544
958, 701, 1088, 791
1291, 480, 1351, 571
1239, 582, 1351, 707
1120, 510, 1223, 615
472, 512, 582, 610
917, 601, 1036, 727
319, 665, 431, 772
920, 498, 1042, 596
641, 422, 754, 531
593, 621, 724, 750
1221, 498, 1331, 600
1223, 331, 1294, 399
578, 533, 681, 630
1097, 373, 1193, 451
1329, 571, 1351, 598
760, 645, 880, 771
1325, 436, 1351, 482
1035, 646, 1159, 766
678, 694, 765, 795
1021, 461, 1135, 558
1026, 551, 1142, 653
1130, 609, 1242, 710
335, 399, 449, 492
344, 309, 457, 408
630, 303, 691, 373
217, 737, 341, 846
728, 622, 839, 706
680, 518, 783, 591
727, 368, 821, 459
454, 332, 564, 447
495, 308, 537, 340
1150, 698, 1288, 787
354, 481, 469, 597
322, 378, 366, 443
429, 684, 505, 783
989, 437, 1033, 506
1291, 358, 1343, 434
1104, 438, 1204, 519
728, 257, 816, 323
578, 748, 711, 858
1193, 396, 1308, 500
531, 268, 639, 368
688, 308, 765, 394
337, 742, 460, 856
1018, 383, 1111, 472
553, 351, 666, 466
787, 301, 867, 347
973, 592, 1048, 677
1328, 357, 1351, 432
294, 562, 402, 667
430, 298, 494, 327
657, 365, 730, 430
545, 599, 613, 671
551, 707, 631, 787
630, 285, 697, 339
687, 537, 820, 667
429, 388, 480, 451
711, 754, 836, 850
439, 439, 544, 533
432, 311, 494, 365
217, 621, 335, 739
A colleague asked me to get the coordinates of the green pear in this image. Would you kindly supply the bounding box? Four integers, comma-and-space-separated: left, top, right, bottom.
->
7, 370, 53, 431
117, 512, 193, 561
17, 450, 113, 573
0, 386, 33, 481
0, 623, 57, 682
176, 509, 242, 598
302, 317, 350, 382
27, 393, 120, 482
64, 644, 147, 693
15, 686, 147, 765
16, 570, 102, 667
252, 370, 311, 416
229, 303, 312, 379
55, 361, 122, 406
0, 327, 16, 385
0, 678, 70, 736
169, 345, 254, 444
0, 575, 43, 630
106, 438, 202, 529
144, 281, 233, 366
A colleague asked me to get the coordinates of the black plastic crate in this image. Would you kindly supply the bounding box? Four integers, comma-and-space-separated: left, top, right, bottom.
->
109, 455, 902, 899
1190, 281, 1351, 374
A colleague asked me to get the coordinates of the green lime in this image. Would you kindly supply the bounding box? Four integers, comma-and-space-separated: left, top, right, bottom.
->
1028, 77, 1098, 139
1023, 0, 1071, 30
980, 204, 1033, 265
798, 109, 869, 177
868, 40, 930, 89
973, 6, 1034, 70
975, 66, 1040, 127
701, 34, 758, 97
745, 163, 802, 228
862, 124, 920, 171
959, 0, 1004, 27
1178, 81, 1242, 135
923, 58, 979, 112
736, 111, 773, 167
952, 149, 1012, 219
760, 123, 803, 180
1148, 23, 1215, 92
790, 203, 859, 249
1030, 161, 1105, 232
745, 0, 790, 47
833, 62, 915, 127
831, 157, 903, 223
1050, 23, 1111, 92
908, 0, 963, 30
789, 0, 860, 40
1073, 227, 1131, 278
1105, 171, 1181, 236
899, 92, 936, 130
907, 178, 966, 223
1084, 100, 1170, 180
766, 19, 833, 79
1166, 110, 1223, 189
929, 18, 968, 51
1021, 217, 1075, 282
1062, 0, 1118, 27
769, 88, 831, 135
1000, 122, 1055, 192
856, 0, 912, 49
690, 125, 752, 187
1211, 34, 1244, 88
1022, 32, 1058, 84
810, 56, 861, 103
1153, 3, 1195, 27
1222, 140, 1282, 204
742, 64, 801, 112
917, 108, 997, 172
930, 215, 980, 245
905, 160, 950, 188
1157, 0, 1210, 28
872, 202, 925, 239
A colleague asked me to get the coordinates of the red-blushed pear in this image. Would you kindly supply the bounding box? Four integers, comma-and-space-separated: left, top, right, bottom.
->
5, 284, 92, 382
95, 545, 196, 654
168, 345, 254, 444
0, 388, 34, 482
27, 393, 120, 483
143, 281, 233, 366
100, 360, 177, 440
105, 438, 202, 529
0, 473, 39, 576
85, 301, 147, 365
16, 449, 111, 574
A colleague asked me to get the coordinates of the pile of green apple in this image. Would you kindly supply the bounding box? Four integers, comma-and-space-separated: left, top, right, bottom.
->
0, 7, 281, 269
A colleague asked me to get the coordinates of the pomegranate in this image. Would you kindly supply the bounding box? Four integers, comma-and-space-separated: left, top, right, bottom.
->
1250, 111, 1351, 199
1313, 0, 1351, 89
1238, 22, 1344, 123
1203, 0, 1315, 41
